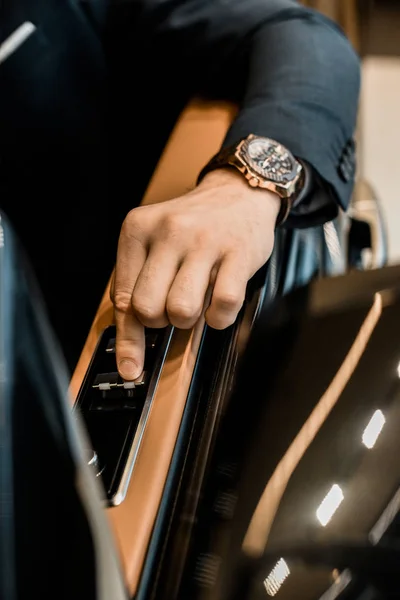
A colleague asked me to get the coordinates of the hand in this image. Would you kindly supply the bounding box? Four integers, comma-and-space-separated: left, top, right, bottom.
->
111, 168, 280, 380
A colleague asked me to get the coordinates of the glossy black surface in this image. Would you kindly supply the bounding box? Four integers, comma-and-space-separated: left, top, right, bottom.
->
0, 212, 109, 600
74, 325, 172, 504
136, 224, 333, 600
143, 264, 400, 600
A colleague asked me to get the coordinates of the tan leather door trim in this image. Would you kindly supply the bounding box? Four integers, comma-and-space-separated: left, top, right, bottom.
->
70, 100, 236, 596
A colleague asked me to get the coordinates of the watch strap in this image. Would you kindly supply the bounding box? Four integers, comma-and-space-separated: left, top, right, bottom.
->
197, 143, 240, 185
197, 143, 296, 227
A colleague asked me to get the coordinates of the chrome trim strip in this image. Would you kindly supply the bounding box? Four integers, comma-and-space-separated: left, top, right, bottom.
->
111, 326, 174, 506
369, 485, 400, 545
318, 569, 352, 600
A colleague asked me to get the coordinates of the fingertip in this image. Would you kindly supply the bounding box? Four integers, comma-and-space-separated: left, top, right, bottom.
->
118, 358, 142, 381
114, 308, 145, 380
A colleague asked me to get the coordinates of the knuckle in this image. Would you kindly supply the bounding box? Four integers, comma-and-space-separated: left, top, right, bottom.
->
123, 209, 139, 229
122, 207, 147, 238
194, 229, 214, 249
126, 206, 144, 223
161, 213, 189, 239
213, 292, 242, 313
167, 301, 198, 322
113, 291, 133, 313
131, 297, 159, 322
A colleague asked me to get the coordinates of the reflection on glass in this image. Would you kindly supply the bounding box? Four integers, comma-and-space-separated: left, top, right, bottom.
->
362, 409, 385, 449
316, 484, 344, 527
397, 362, 400, 378
263, 558, 290, 597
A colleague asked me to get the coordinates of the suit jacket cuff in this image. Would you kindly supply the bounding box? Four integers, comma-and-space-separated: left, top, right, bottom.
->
224, 105, 356, 214
285, 160, 339, 229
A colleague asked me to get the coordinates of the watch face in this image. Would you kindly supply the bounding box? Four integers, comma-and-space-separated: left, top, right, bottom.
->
240, 137, 299, 184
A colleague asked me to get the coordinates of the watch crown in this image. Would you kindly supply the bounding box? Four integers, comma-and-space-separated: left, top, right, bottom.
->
248, 177, 259, 187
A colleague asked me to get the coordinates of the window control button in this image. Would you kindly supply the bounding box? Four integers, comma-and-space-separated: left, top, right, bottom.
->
92, 371, 147, 390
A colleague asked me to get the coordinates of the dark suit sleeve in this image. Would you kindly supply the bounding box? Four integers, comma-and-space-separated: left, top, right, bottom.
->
135, 0, 360, 222
219, 12, 361, 223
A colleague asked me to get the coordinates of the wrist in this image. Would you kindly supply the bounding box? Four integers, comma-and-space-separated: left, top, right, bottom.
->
199, 166, 249, 189
198, 167, 281, 222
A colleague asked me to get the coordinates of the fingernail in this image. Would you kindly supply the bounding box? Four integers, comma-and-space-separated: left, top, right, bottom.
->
118, 359, 141, 380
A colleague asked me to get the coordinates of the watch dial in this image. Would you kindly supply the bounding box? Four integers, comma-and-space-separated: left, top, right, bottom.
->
242, 137, 298, 183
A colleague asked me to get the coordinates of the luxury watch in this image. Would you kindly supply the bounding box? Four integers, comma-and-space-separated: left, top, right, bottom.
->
198, 134, 305, 226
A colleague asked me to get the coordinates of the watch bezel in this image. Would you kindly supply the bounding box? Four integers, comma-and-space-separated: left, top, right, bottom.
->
238, 136, 300, 186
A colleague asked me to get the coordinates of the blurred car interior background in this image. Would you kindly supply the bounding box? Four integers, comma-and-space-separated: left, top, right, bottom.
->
303, 0, 400, 266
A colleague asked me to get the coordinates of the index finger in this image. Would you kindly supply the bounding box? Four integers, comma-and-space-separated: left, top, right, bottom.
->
113, 219, 147, 379
114, 307, 145, 380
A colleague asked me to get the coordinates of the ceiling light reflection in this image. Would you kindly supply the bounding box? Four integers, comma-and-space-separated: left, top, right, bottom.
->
263, 558, 290, 596
362, 409, 385, 449
316, 484, 344, 527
